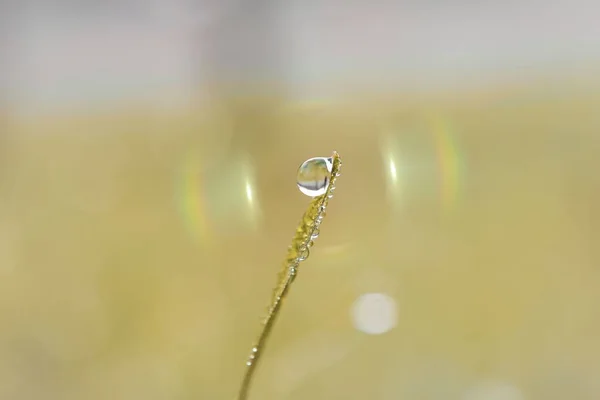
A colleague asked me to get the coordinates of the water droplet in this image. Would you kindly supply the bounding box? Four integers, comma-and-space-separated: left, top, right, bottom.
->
297, 157, 333, 197
298, 247, 309, 261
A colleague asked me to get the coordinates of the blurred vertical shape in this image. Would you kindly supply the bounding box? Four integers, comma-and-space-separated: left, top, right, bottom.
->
0, 1, 13, 110
203, 0, 285, 153
204, 0, 284, 94
196, 2, 287, 346
0, 3, 7, 108
0, 1, 18, 190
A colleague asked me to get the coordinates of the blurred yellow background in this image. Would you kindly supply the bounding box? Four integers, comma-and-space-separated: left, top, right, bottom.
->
2, 2, 600, 399
2, 83, 600, 399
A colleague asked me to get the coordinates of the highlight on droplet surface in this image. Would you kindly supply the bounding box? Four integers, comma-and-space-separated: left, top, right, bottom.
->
297, 157, 333, 197
351, 293, 398, 335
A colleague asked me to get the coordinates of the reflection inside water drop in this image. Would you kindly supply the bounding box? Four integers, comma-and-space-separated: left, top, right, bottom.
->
296, 157, 333, 197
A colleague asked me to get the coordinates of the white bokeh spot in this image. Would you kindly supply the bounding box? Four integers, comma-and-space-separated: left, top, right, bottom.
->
351, 293, 397, 335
